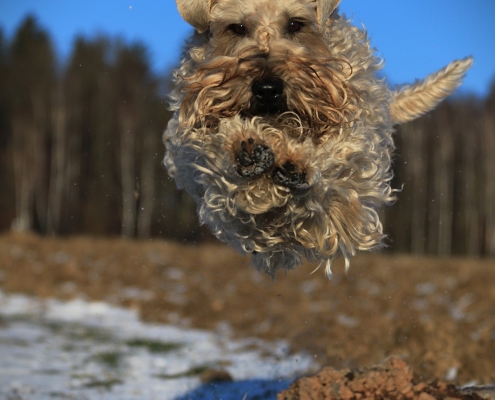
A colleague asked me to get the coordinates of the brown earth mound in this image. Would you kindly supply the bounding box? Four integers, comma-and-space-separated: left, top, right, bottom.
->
279, 357, 494, 400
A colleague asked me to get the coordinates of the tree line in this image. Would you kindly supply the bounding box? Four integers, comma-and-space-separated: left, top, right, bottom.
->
0, 16, 494, 256
388, 89, 495, 257
0, 16, 200, 240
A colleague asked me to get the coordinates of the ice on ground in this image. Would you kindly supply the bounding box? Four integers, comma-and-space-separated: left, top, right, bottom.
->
0, 291, 315, 400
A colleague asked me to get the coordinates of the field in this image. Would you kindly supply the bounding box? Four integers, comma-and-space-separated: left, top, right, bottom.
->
1, 232, 495, 397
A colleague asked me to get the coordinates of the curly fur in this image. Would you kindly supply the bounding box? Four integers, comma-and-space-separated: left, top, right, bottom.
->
164, 0, 472, 277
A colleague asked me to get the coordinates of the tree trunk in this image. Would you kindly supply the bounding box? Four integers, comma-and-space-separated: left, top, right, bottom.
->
483, 114, 495, 255
137, 129, 156, 238
11, 117, 34, 232
47, 84, 67, 235
120, 113, 137, 237
405, 123, 427, 254
431, 109, 454, 256
32, 94, 49, 233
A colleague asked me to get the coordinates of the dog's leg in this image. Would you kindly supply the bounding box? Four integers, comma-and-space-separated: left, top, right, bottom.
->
272, 161, 310, 190
235, 138, 275, 178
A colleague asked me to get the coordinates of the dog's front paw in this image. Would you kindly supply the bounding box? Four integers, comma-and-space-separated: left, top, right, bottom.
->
235, 138, 275, 178
272, 161, 310, 190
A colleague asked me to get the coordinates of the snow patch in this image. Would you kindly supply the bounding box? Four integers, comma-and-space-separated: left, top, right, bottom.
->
0, 291, 315, 399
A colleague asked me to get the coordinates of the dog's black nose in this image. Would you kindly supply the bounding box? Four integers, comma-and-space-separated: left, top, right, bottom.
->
251, 77, 285, 114
252, 77, 284, 104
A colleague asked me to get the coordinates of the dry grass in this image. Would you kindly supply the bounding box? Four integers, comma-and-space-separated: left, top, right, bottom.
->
1, 232, 494, 384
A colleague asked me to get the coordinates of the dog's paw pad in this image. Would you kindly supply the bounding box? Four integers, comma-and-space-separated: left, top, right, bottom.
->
272, 161, 310, 190
235, 139, 275, 178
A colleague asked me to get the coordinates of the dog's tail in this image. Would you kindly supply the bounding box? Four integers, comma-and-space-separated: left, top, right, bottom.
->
390, 57, 473, 124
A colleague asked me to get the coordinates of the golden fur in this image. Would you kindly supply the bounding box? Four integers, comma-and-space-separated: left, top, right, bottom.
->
164, 0, 472, 277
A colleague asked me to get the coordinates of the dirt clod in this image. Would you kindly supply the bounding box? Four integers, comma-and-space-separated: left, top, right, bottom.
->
200, 369, 234, 383
278, 357, 490, 400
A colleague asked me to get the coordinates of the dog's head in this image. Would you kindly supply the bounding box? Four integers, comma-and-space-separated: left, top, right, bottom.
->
175, 0, 472, 136
177, 0, 340, 34
175, 0, 359, 143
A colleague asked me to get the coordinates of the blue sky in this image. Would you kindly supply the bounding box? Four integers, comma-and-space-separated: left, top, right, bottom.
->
1, 0, 494, 97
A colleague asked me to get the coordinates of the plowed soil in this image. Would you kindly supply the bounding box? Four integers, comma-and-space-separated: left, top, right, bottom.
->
1, 232, 494, 387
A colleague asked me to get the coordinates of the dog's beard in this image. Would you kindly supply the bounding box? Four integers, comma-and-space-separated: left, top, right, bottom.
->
176, 45, 358, 143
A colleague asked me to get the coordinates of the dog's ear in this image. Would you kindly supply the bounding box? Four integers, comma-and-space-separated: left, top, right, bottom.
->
390, 57, 473, 124
176, 0, 213, 33
315, 0, 341, 28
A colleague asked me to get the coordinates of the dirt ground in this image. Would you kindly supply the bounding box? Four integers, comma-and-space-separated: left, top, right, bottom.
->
1, 232, 495, 388
280, 357, 495, 400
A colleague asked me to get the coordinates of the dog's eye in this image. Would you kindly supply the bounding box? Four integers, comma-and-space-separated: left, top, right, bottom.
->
288, 19, 303, 33
229, 23, 247, 36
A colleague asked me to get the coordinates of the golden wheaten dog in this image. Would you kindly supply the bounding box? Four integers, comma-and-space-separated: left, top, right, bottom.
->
164, 0, 472, 277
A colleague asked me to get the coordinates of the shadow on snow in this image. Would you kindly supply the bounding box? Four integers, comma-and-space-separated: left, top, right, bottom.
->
174, 378, 292, 400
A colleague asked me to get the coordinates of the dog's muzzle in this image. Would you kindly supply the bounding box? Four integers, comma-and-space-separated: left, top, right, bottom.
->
250, 77, 287, 115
